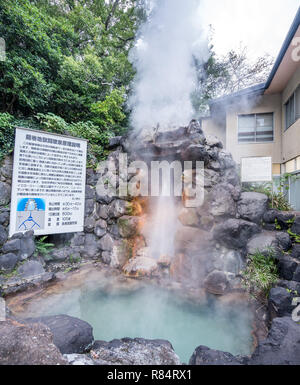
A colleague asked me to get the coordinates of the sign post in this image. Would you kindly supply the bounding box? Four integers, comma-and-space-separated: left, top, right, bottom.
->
9, 128, 87, 237
241, 156, 273, 207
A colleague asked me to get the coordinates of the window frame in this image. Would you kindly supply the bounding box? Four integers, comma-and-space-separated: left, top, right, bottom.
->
237, 112, 274, 144
285, 85, 300, 131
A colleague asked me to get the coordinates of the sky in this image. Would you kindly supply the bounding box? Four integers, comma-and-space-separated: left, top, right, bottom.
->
200, 0, 299, 59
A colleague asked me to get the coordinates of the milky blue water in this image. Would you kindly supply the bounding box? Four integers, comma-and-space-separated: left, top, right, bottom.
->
21, 283, 253, 363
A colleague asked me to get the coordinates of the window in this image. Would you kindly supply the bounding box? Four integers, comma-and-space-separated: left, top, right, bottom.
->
238, 113, 274, 143
285, 86, 300, 130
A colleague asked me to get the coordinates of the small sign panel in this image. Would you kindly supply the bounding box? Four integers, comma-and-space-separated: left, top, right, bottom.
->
9, 128, 87, 237
241, 157, 272, 183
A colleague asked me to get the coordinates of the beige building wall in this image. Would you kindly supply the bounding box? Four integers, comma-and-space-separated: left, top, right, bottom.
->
281, 66, 300, 164
225, 93, 282, 165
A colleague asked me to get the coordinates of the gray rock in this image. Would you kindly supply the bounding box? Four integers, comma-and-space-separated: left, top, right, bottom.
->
99, 233, 115, 252
0, 253, 19, 271
85, 185, 95, 200
268, 287, 294, 318
209, 184, 236, 217
213, 219, 260, 249
0, 210, 9, 225
84, 216, 96, 233
263, 210, 295, 229
247, 231, 278, 255
278, 256, 299, 281
71, 232, 85, 247
0, 181, 11, 206
291, 216, 300, 235
237, 192, 269, 224
189, 345, 243, 365
277, 279, 300, 294
291, 244, 300, 260
64, 353, 94, 365
101, 251, 112, 265
108, 199, 132, 219
25, 315, 94, 355
222, 168, 239, 186
96, 204, 109, 219
17, 261, 45, 278
51, 247, 72, 262
117, 216, 140, 238
0, 224, 7, 246
94, 220, 107, 238
249, 317, 300, 365
95, 192, 114, 205
204, 270, 229, 295
19, 231, 35, 260
90, 338, 181, 365
293, 265, 300, 282
84, 199, 95, 216
2, 238, 21, 254
276, 232, 292, 252
82, 234, 101, 259
181, 144, 210, 164
0, 320, 67, 365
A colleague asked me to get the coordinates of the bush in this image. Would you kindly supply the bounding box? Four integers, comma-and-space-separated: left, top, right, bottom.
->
0, 113, 15, 161
242, 249, 278, 301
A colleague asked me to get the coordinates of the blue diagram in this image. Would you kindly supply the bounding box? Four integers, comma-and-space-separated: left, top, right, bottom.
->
16, 198, 45, 231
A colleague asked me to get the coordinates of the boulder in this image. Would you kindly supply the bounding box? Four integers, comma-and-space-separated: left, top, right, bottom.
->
96, 204, 109, 219
294, 265, 300, 282
277, 279, 300, 294
237, 192, 268, 224
108, 199, 133, 219
98, 233, 114, 252
117, 216, 140, 238
51, 246, 73, 262
90, 338, 181, 365
0, 181, 11, 206
249, 317, 300, 365
246, 231, 277, 255
189, 345, 243, 365
94, 220, 107, 238
209, 184, 236, 217
291, 216, 300, 235
178, 208, 199, 227
218, 150, 236, 170
17, 261, 45, 278
291, 244, 300, 260
109, 239, 132, 268
25, 315, 94, 354
71, 232, 85, 247
278, 256, 299, 281
84, 199, 95, 216
0, 224, 7, 246
181, 144, 210, 164
204, 270, 229, 295
19, 231, 35, 260
84, 216, 96, 233
82, 233, 101, 258
213, 219, 260, 249
268, 287, 294, 318
263, 210, 295, 229
108, 136, 123, 149
0, 253, 19, 272
205, 135, 223, 149
276, 232, 292, 252
123, 257, 158, 277
0, 210, 9, 226
0, 320, 67, 365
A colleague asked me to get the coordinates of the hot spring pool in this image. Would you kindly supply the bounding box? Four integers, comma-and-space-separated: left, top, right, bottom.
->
11, 272, 254, 363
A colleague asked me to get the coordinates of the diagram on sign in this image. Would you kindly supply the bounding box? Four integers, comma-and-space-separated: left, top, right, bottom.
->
16, 198, 45, 232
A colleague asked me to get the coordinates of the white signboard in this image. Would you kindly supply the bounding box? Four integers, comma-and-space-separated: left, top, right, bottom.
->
9, 128, 87, 237
241, 157, 272, 183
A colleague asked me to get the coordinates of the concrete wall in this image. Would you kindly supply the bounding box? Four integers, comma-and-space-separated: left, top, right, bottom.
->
225, 93, 282, 165
281, 66, 300, 165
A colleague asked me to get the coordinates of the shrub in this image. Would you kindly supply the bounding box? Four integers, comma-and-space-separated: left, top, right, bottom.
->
0, 113, 15, 161
242, 249, 278, 301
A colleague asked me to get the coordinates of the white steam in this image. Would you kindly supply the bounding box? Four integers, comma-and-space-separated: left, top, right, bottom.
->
129, 0, 209, 133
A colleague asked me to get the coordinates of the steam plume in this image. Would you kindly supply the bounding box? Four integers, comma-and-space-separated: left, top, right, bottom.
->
129, 0, 209, 133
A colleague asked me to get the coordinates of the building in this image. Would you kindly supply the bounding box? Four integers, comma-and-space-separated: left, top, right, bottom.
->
203, 8, 300, 209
